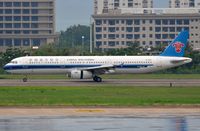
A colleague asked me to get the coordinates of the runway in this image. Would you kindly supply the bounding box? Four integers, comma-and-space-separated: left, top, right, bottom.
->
0, 108, 199, 131
0, 115, 199, 131
0, 79, 200, 87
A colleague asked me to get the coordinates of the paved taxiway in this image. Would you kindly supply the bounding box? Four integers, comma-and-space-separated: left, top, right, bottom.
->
0, 108, 199, 131
0, 108, 199, 117
0, 79, 200, 87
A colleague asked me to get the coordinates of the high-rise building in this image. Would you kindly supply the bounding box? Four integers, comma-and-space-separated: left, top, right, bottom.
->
169, 0, 195, 8
93, 8, 200, 50
93, 0, 200, 50
0, 0, 57, 52
94, 0, 153, 14
195, 0, 200, 7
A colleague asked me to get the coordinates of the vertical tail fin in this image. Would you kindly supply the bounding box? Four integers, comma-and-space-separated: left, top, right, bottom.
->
160, 30, 189, 57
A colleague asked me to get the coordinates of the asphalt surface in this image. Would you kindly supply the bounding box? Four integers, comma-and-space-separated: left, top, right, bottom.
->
0, 79, 200, 87
0, 115, 199, 131
0, 108, 199, 131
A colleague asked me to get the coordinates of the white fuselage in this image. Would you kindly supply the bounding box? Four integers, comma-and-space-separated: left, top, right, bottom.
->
4, 56, 192, 75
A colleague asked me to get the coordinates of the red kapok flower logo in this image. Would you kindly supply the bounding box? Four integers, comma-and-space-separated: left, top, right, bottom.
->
172, 42, 185, 53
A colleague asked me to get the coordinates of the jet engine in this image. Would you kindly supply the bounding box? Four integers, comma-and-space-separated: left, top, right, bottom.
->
69, 70, 93, 79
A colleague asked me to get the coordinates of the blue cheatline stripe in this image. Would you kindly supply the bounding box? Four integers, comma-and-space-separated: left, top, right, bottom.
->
4, 64, 154, 70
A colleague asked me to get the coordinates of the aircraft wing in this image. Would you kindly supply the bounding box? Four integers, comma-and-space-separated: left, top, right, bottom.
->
81, 64, 116, 75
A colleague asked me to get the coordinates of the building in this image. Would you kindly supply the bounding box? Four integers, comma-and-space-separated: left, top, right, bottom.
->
93, 0, 200, 50
93, 9, 200, 50
94, 0, 153, 14
0, 0, 57, 52
195, 0, 200, 7
169, 0, 195, 8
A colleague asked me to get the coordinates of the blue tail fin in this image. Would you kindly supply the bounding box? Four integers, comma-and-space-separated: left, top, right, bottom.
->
160, 30, 189, 57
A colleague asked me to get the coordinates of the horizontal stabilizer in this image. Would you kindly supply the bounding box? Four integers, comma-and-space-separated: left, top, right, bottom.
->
170, 58, 192, 64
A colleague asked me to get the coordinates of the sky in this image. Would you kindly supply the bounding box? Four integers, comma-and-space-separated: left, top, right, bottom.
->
56, 0, 169, 31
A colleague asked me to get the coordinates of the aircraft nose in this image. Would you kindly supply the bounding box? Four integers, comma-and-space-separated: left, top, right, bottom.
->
3, 64, 8, 71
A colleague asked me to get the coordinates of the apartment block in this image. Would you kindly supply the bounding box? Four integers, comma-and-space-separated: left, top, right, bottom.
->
93, 12, 200, 50
195, 0, 200, 7
169, 0, 195, 8
0, 0, 57, 52
93, 0, 200, 50
94, 0, 153, 14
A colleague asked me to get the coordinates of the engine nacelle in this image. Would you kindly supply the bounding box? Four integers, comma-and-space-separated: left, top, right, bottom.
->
69, 70, 93, 79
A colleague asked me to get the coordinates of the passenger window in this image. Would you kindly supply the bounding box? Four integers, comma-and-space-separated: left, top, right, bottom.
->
10, 61, 18, 64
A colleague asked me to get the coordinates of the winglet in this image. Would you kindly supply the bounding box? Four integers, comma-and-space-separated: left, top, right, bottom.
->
160, 30, 189, 57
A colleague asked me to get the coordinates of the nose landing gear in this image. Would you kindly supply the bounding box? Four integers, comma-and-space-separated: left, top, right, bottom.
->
22, 76, 28, 82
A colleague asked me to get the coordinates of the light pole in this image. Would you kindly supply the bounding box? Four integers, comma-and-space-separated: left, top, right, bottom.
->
90, 16, 93, 54
82, 36, 85, 55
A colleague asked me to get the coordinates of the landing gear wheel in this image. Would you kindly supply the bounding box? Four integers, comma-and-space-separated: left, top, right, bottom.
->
23, 77, 28, 82
93, 76, 102, 82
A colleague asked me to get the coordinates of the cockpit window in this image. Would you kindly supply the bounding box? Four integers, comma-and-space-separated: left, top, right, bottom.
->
10, 61, 18, 64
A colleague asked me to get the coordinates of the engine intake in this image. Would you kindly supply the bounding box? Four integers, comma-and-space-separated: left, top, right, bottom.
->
69, 70, 93, 79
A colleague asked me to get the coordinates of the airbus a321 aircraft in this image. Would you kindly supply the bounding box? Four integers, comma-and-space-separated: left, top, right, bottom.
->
4, 30, 192, 82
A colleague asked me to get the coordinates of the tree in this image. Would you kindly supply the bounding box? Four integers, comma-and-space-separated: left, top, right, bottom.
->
0, 48, 25, 70
59, 25, 90, 51
32, 44, 60, 56
105, 42, 142, 56
31, 44, 83, 56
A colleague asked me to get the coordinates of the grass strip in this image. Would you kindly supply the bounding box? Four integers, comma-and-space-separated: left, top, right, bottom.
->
0, 86, 199, 107
1, 74, 200, 80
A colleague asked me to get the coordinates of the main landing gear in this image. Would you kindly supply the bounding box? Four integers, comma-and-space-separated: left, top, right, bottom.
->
93, 76, 102, 82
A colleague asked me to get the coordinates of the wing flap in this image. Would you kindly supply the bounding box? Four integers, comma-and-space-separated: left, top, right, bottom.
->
81, 64, 115, 75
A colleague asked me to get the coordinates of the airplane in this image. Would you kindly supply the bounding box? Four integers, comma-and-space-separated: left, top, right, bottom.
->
3, 30, 192, 82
